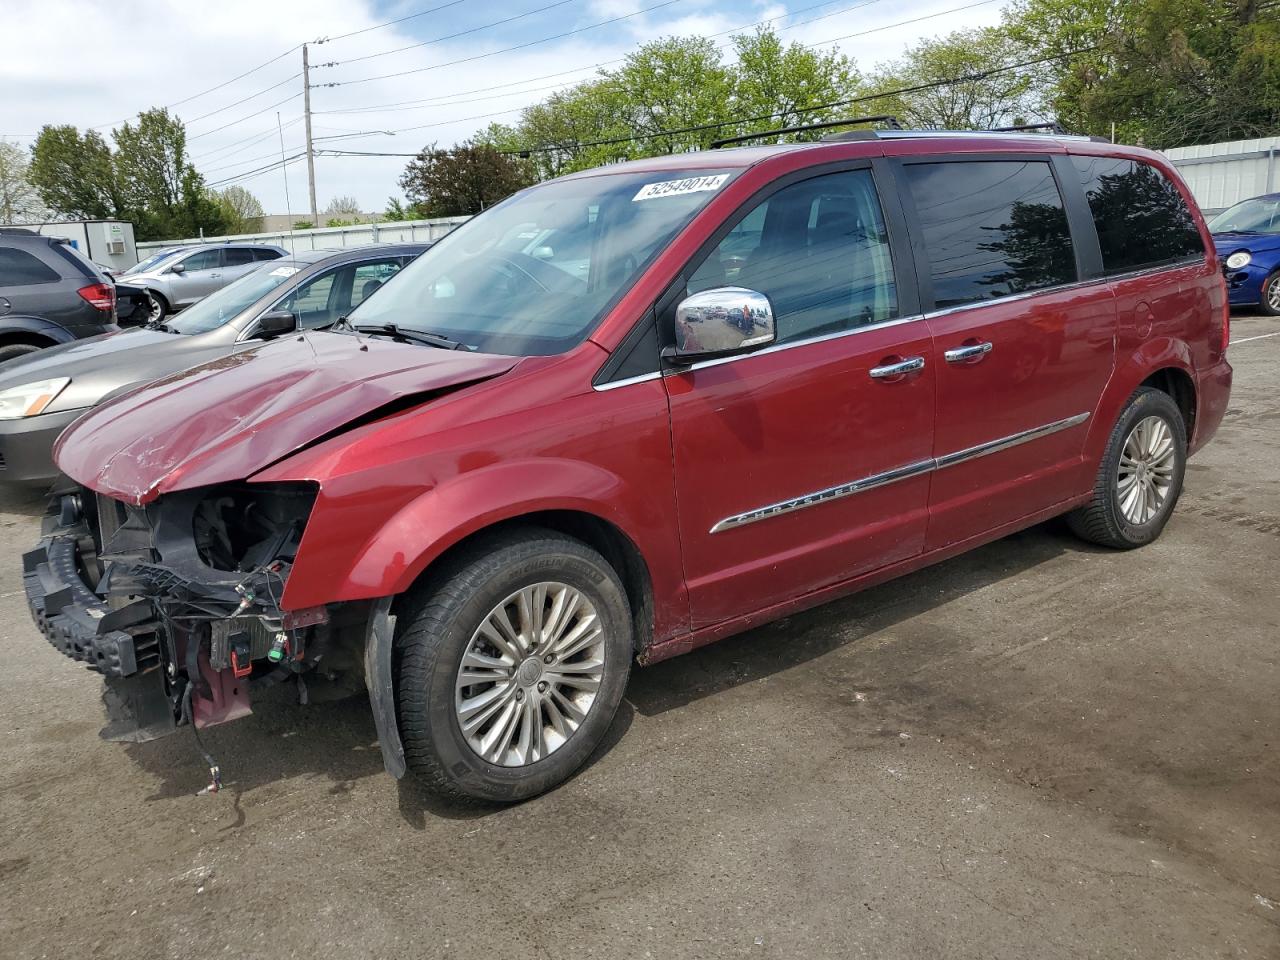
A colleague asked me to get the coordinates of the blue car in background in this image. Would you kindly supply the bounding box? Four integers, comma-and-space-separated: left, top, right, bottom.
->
1209, 193, 1280, 315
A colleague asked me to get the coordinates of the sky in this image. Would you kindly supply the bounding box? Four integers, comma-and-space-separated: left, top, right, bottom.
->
0, 0, 1005, 219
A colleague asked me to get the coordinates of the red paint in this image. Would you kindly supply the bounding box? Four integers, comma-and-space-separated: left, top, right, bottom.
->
55, 135, 1232, 658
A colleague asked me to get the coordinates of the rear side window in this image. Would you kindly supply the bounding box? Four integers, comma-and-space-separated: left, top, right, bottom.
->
181, 248, 222, 271
224, 248, 256, 266
687, 168, 899, 345
252, 248, 282, 261
1072, 156, 1204, 274
903, 160, 1077, 309
0, 247, 60, 286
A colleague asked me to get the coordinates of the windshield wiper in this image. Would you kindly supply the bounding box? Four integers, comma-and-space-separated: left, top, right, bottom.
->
145, 320, 176, 333
354, 322, 468, 351
328, 314, 359, 334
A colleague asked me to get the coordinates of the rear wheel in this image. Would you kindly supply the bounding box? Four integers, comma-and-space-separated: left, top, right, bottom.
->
0, 343, 42, 364
1068, 387, 1187, 549
395, 529, 633, 803
1260, 269, 1280, 317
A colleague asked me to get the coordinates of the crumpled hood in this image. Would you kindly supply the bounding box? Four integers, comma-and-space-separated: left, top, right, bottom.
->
55, 331, 519, 504
1212, 231, 1280, 256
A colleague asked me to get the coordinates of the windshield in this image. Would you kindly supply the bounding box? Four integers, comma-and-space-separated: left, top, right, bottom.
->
348, 168, 737, 355
1208, 197, 1280, 235
167, 261, 303, 335
123, 249, 185, 275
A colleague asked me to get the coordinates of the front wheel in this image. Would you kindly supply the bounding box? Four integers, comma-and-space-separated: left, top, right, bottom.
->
395, 529, 633, 803
1260, 269, 1280, 317
1068, 387, 1187, 549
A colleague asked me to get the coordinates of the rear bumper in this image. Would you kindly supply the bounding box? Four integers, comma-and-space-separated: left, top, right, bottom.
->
0, 408, 82, 484
1190, 357, 1233, 456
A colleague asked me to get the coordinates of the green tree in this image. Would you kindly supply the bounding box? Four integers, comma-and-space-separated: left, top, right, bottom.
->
382, 197, 425, 221
1005, 0, 1280, 146
399, 139, 534, 216
29, 125, 125, 219
0, 142, 46, 223
728, 29, 861, 141
214, 185, 264, 234
868, 27, 1037, 129
114, 108, 226, 240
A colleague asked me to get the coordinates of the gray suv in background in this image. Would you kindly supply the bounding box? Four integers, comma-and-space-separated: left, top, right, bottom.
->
120, 242, 288, 322
0, 229, 121, 363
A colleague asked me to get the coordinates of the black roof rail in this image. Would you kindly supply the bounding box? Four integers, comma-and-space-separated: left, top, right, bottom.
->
710, 114, 903, 149
991, 122, 1071, 135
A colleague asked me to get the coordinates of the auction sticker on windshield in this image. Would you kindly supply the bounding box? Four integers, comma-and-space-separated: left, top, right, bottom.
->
269, 266, 299, 277
633, 174, 730, 202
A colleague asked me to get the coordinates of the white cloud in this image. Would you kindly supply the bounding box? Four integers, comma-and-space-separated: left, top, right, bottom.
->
0, 0, 1005, 220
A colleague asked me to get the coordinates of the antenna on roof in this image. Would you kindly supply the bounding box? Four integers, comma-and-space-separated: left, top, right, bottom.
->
710, 115, 903, 150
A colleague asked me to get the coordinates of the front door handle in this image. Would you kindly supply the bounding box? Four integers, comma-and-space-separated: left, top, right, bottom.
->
869, 356, 925, 380
944, 341, 993, 363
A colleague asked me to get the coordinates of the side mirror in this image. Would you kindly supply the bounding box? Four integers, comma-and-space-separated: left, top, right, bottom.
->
168, 262, 186, 275
663, 286, 776, 365
255, 309, 298, 337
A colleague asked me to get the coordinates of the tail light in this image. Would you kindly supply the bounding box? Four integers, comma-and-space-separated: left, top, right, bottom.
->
77, 282, 115, 313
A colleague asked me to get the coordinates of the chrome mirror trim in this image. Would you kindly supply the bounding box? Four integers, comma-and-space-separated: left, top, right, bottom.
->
671, 286, 776, 361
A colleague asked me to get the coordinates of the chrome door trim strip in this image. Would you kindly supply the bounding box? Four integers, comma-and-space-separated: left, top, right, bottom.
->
708, 411, 1091, 533
709, 458, 935, 533
933, 411, 1090, 469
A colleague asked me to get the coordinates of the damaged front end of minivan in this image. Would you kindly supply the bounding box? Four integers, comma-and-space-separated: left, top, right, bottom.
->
23, 479, 382, 791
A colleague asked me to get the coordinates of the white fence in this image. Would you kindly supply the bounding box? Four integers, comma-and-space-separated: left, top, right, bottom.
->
135, 215, 471, 260
1165, 137, 1280, 215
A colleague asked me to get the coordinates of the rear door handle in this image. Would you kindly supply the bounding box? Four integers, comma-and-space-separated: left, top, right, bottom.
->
944, 341, 993, 363
869, 356, 925, 379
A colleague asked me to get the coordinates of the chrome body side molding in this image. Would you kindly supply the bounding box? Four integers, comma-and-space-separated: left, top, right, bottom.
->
709, 411, 1091, 533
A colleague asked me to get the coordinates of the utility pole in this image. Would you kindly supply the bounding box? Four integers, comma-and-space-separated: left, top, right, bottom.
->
302, 43, 318, 227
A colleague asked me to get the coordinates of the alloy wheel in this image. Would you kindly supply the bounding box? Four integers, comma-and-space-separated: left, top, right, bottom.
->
147, 294, 164, 322
454, 582, 606, 767
1267, 275, 1280, 312
1117, 415, 1176, 524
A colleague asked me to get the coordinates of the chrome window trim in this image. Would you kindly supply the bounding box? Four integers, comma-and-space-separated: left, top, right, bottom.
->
593, 371, 663, 392
709, 411, 1091, 533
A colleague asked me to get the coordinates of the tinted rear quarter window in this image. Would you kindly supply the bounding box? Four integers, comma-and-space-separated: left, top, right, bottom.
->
1071, 156, 1204, 274
0, 247, 61, 286
904, 160, 1077, 309
224, 248, 257, 266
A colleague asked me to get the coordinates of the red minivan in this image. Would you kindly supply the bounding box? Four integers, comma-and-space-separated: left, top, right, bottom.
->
25, 127, 1232, 801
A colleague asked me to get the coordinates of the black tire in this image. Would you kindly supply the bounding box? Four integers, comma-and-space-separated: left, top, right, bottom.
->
395, 528, 633, 803
1067, 387, 1187, 549
1259, 269, 1280, 317
146, 292, 167, 323
0, 343, 43, 365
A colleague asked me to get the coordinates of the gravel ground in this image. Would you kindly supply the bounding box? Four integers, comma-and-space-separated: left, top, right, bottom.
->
2, 314, 1277, 960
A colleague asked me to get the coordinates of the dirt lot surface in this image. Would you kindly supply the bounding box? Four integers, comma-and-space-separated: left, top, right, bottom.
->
2, 315, 1278, 960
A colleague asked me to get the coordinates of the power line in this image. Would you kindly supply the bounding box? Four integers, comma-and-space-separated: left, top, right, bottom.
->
320, 0, 681, 87
312, 0, 1005, 148
202, 143, 308, 175
500, 47, 1097, 155
313, 0, 889, 117
90, 44, 300, 129
191, 117, 303, 163
206, 152, 306, 188
318, 0, 582, 68
185, 72, 303, 125
188, 93, 302, 142
312, 0, 469, 45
